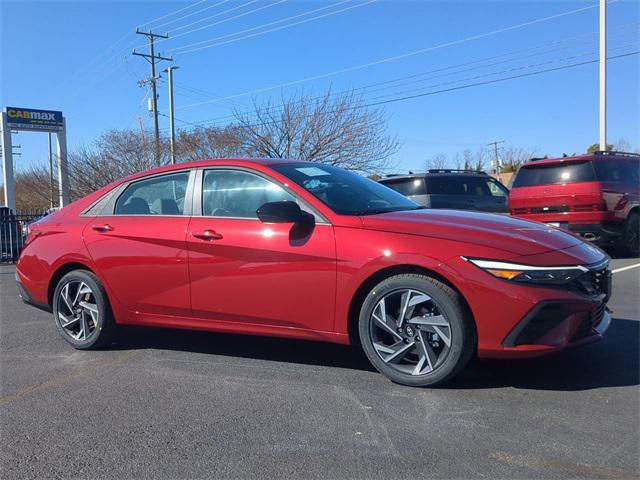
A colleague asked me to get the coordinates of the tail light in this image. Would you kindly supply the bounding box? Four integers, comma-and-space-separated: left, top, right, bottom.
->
571, 203, 605, 212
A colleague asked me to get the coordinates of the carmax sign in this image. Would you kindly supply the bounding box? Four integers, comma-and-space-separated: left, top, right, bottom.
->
6, 106, 64, 131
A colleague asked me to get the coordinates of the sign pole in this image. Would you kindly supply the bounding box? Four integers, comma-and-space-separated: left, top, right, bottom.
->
0, 112, 16, 210
599, 0, 607, 151
48, 132, 54, 208
56, 118, 70, 207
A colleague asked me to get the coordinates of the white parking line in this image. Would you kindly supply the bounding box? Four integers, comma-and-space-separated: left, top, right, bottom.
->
612, 263, 640, 274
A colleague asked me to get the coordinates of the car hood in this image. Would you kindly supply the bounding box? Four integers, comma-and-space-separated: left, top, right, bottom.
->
360, 209, 584, 256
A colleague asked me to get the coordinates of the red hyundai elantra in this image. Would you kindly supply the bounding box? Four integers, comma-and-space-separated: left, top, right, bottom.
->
16, 159, 612, 387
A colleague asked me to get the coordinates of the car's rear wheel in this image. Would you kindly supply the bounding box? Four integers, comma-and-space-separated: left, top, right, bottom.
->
620, 212, 639, 258
359, 274, 476, 387
52, 270, 115, 349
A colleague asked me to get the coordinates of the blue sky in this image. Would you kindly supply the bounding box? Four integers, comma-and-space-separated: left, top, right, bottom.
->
1, 0, 639, 178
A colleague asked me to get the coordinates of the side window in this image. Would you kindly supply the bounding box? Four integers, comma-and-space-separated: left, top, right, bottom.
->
202, 169, 296, 218
114, 172, 189, 215
486, 179, 508, 197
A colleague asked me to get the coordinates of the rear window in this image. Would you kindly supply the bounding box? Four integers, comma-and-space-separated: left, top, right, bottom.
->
512, 161, 596, 187
382, 178, 427, 196
424, 176, 508, 196
593, 159, 640, 183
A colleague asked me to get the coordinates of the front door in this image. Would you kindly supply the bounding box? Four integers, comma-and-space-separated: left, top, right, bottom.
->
187, 168, 336, 332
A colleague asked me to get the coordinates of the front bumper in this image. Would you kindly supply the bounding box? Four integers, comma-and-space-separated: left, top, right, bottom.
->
490, 297, 611, 359
444, 253, 612, 359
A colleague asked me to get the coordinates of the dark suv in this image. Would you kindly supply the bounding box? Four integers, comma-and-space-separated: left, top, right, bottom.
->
379, 170, 510, 213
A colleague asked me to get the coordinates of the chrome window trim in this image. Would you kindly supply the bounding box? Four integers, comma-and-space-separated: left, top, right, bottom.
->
79, 185, 124, 217
194, 166, 332, 225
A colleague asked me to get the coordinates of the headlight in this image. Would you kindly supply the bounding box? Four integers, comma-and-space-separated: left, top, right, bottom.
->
464, 258, 588, 285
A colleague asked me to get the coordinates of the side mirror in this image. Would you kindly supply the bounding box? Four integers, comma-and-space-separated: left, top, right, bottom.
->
256, 201, 314, 225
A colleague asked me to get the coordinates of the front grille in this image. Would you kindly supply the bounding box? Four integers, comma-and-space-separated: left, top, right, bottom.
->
572, 301, 606, 340
572, 264, 611, 299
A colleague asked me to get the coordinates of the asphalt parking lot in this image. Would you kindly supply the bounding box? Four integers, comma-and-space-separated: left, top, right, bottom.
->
1, 258, 638, 479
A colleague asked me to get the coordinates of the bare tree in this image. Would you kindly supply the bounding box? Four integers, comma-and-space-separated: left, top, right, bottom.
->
174, 126, 246, 162
500, 146, 541, 173
68, 129, 164, 198
424, 153, 449, 170
12, 166, 56, 211
234, 91, 398, 173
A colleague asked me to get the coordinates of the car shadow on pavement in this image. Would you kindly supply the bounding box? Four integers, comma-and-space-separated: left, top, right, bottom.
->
111, 317, 638, 391
113, 326, 377, 372
446, 317, 639, 391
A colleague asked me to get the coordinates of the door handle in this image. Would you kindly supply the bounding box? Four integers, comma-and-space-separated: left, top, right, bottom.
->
92, 224, 114, 233
191, 229, 223, 241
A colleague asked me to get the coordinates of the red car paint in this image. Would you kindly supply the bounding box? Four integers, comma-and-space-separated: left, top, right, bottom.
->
509, 152, 640, 246
17, 158, 611, 358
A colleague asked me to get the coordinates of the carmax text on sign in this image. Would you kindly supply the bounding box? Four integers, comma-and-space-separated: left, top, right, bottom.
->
5, 106, 64, 131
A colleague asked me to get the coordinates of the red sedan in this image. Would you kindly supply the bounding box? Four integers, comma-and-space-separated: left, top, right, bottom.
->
16, 159, 612, 387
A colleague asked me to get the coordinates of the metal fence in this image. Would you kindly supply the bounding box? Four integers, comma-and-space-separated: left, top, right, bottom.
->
0, 209, 47, 263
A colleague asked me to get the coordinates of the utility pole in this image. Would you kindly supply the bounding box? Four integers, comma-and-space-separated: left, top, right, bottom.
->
164, 65, 179, 165
133, 29, 172, 167
487, 140, 505, 175
599, 0, 607, 151
138, 116, 149, 169
48, 132, 54, 208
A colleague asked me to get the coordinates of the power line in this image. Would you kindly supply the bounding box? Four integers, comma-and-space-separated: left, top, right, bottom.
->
362, 51, 638, 109
169, 0, 287, 40
168, 0, 364, 53
351, 43, 637, 104
138, 0, 208, 28
206, 33, 640, 122
132, 0, 279, 50
168, 0, 262, 34
168, 40, 639, 128
176, 0, 376, 54
176, 1, 614, 109
152, 0, 232, 30
168, 24, 637, 115
163, 51, 638, 132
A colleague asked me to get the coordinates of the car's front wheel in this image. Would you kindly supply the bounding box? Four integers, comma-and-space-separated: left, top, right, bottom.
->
52, 270, 115, 349
359, 274, 476, 387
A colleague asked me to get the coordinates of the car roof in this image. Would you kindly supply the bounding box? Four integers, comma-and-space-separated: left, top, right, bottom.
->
118, 158, 310, 183
381, 171, 488, 181
520, 151, 640, 168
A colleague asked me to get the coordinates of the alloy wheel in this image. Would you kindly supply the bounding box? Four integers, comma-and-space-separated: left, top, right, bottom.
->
369, 288, 452, 376
56, 281, 99, 341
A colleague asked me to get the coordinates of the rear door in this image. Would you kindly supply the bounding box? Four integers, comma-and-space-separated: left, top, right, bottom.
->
186, 167, 337, 333
83, 170, 194, 317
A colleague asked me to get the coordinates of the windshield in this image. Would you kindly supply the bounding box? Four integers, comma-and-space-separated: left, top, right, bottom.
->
513, 161, 596, 187
272, 163, 421, 215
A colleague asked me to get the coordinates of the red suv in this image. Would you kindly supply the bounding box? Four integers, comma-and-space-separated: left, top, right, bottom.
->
509, 152, 640, 256
16, 159, 612, 387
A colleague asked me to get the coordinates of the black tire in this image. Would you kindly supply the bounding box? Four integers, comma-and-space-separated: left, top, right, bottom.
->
619, 212, 639, 258
52, 270, 116, 349
358, 274, 476, 387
